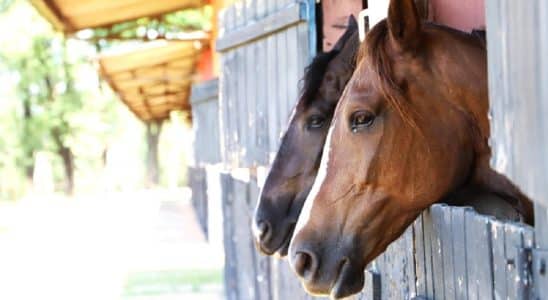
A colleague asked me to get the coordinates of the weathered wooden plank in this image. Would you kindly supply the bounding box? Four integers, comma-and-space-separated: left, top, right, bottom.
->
487, 0, 548, 209
276, 30, 289, 142
491, 220, 507, 300
414, 214, 427, 296
220, 173, 239, 300
422, 209, 435, 298
504, 223, 523, 299
236, 46, 248, 166
266, 33, 280, 158
190, 79, 221, 165
219, 53, 230, 165
475, 215, 494, 300
285, 25, 299, 130
440, 205, 455, 300
451, 206, 468, 300
245, 43, 257, 166
232, 177, 256, 300
430, 205, 445, 299
248, 180, 271, 300
255, 38, 269, 165
234, 0, 245, 29
404, 225, 417, 298
216, 3, 307, 52
227, 50, 238, 165
297, 22, 310, 88
256, 0, 267, 19
245, 0, 256, 25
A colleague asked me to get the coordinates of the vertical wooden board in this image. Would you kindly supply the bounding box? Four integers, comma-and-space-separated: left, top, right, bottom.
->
464, 209, 478, 300
276, 30, 289, 143
430, 205, 445, 299
267, 0, 276, 14
232, 49, 241, 166
248, 181, 271, 300
245, 43, 257, 166
475, 215, 494, 300
254, 39, 269, 165
234, 0, 245, 29
277, 260, 316, 300
413, 214, 427, 296
297, 22, 310, 91
232, 178, 256, 300
285, 26, 299, 130
404, 225, 417, 298
245, 0, 256, 24
422, 209, 435, 299
451, 207, 468, 300
223, 51, 236, 164
491, 220, 507, 300
266, 34, 280, 158
440, 205, 455, 300
380, 241, 399, 299
504, 223, 523, 300
256, 0, 266, 19
220, 173, 239, 300
236, 46, 248, 166
218, 54, 229, 164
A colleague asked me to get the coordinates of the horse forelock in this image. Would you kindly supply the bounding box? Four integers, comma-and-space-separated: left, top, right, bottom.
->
300, 50, 340, 106
356, 20, 420, 132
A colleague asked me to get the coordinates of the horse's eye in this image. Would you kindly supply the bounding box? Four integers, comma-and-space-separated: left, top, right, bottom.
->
350, 111, 375, 132
306, 115, 326, 129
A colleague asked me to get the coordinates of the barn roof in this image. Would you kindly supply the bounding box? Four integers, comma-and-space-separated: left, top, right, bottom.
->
99, 41, 201, 122
30, 0, 203, 33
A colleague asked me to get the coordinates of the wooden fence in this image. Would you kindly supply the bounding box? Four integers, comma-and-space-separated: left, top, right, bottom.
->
219, 172, 535, 300
216, 0, 313, 168
185, 0, 548, 299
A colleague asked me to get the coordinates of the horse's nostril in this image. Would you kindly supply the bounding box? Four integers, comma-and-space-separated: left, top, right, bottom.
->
256, 220, 271, 241
293, 251, 317, 279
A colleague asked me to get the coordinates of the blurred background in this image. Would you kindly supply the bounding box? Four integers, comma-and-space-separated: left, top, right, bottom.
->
0, 0, 223, 299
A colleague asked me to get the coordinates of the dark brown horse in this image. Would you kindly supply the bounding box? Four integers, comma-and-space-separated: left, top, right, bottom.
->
252, 18, 360, 257
289, 0, 534, 298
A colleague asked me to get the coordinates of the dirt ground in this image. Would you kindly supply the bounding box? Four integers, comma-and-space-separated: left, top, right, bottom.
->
0, 188, 224, 300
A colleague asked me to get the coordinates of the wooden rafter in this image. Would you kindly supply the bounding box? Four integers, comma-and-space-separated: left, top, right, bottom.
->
99, 41, 199, 122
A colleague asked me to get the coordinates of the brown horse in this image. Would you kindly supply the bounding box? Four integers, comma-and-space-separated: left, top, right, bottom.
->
252, 18, 360, 257
288, 0, 534, 298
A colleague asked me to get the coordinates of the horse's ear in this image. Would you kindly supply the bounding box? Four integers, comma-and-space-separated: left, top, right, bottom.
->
332, 15, 359, 52
348, 15, 358, 31
387, 0, 422, 52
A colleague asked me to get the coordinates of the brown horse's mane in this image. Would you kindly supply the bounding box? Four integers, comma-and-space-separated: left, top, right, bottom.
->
356, 20, 420, 130
356, 20, 485, 132
300, 49, 340, 106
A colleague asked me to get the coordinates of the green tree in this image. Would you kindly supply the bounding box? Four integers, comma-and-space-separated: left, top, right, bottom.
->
7, 36, 84, 194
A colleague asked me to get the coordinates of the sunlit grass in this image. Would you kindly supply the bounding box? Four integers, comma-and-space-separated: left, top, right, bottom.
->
123, 268, 223, 296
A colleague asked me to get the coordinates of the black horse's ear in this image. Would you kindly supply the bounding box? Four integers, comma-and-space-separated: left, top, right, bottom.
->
348, 15, 358, 31
332, 15, 359, 52
387, 0, 422, 52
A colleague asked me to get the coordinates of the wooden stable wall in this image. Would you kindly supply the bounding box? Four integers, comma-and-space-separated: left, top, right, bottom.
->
486, 1, 548, 298
216, 0, 313, 169
200, 0, 546, 299
189, 79, 221, 241
219, 172, 535, 300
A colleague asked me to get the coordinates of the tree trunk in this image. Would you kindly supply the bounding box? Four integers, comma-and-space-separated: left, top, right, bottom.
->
52, 128, 74, 195
145, 121, 162, 187
58, 146, 74, 195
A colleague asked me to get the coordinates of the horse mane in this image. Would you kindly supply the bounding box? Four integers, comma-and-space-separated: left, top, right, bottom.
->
356, 20, 419, 130
300, 49, 340, 106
